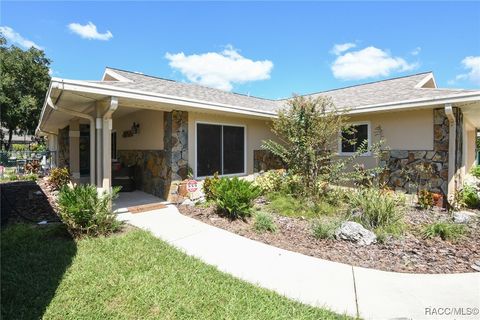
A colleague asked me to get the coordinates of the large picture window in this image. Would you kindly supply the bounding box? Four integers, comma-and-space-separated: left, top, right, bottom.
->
196, 123, 245, 177
340, 123, 370, 154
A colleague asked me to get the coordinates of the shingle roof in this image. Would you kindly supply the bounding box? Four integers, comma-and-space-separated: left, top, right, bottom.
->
96, 68, 477, 114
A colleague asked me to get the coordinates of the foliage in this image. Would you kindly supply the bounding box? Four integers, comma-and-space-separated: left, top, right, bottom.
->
348, 187, 405, 231
23, 172, 38, 181
262, 95, 382, 195
57, 185, 122, 237
214, 177, 261, 219
423, 222, 465, 241
311, 219, 339, 240
49, 167, 70, 190
417, 189, 434, 209
456, 185, 480, 209
470, 165, 480, 179
253, 169, 285, 194
11, 143, 27, 151
1, 225, 346, 320
203, 172, 220, 201
253, 211, 277, 233
25, 159, 41, 174
0, 34, 51, 150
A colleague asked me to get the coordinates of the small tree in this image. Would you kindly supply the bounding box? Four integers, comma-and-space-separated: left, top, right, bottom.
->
263, 95, 381, 195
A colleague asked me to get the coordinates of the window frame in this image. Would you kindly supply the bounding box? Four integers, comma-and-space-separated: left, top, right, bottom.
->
338, 121, 372, 156
194, 121, 247, 179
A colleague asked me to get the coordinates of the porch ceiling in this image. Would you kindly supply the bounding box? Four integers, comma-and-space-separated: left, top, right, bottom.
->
461, 101, 480, 128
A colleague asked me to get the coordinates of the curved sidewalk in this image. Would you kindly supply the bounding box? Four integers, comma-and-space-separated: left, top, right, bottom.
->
117, 205, 480, 320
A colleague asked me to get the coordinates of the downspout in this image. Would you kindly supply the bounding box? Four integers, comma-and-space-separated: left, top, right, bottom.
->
445, 104, 456, 204
46, 96, 96, 185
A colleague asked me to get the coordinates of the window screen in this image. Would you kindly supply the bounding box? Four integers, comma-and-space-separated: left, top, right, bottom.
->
341, 124, 369, 153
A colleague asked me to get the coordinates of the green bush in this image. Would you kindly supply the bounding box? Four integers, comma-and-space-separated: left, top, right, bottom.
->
423, 222, 465, 241
471, 165, 480, 178
417, 189, 434, 210
49, 167, 71, 190
203, 172, 220, 201
253, 212, 277, 233
57, 185, 122, 237
23, 173, 38, 181
348, 187, 405, 230
253, 170, 285, 194
311, 219, 339, 240
214, 177, 261, 219
456, 185, 480, 208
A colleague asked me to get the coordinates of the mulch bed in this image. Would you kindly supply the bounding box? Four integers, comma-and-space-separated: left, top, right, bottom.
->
177, 203, 480, 274
1, 180, 59, 225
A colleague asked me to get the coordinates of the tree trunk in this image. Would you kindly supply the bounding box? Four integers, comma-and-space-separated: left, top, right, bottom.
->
6, 129, 13, 151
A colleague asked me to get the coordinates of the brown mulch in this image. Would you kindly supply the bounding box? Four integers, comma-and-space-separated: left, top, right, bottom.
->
177, 203, 480, 274
1, 179, 59, 225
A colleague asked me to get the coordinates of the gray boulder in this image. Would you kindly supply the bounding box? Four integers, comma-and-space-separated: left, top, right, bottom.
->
181, 198, 195, 207
335, 221, 377, 245
453, 211, 474, 224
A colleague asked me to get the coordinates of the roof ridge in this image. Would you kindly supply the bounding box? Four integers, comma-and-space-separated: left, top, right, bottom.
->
105, 66, 278, 102
279, 71, 434, 100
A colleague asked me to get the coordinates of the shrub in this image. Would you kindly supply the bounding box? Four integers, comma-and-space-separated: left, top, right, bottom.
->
471, 165, 480, 178
253, 170, 285, 194
311, 219, 339, 240
214, 177, 261, 219
423, 222, 465, 241
348, 187, 405, 230
253, 212, 277, 233
456, 185, 480, 208
57, 184, 121, 237
203, 172, 220, 201
23, 173, 38, 181
417, 189, 434, 209
49, 167, 71, 190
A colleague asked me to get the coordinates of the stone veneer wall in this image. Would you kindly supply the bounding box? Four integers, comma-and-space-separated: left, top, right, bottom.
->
117, 150, 167, 198
253, 150, 284, 172
57, 126, 69, 168
164, 110, 189, 199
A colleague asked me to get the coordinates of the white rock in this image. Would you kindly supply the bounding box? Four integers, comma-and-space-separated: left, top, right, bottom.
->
181, 198, 195, 207
453, 211, 475, 224
335, 221, 377, 246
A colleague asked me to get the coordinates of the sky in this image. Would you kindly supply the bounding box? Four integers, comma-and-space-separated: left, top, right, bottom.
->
2, 1, 480, 99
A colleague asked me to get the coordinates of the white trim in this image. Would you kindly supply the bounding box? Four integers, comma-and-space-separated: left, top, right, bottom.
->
101, 68, 134, 82
194, 121, 247, 179
414, 73, 437, 89
338, 121, 372, 156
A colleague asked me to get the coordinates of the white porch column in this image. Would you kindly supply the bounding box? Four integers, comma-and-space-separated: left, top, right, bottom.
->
69, 120, 81, 181
445, 104, 456, 203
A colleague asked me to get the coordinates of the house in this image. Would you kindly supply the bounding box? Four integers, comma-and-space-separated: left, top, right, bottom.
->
36, 67, 479, 203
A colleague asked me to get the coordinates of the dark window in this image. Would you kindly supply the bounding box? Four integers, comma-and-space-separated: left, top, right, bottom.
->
111, 131, 117, 160
196, 123, 245, 176
341, 124, 369, 153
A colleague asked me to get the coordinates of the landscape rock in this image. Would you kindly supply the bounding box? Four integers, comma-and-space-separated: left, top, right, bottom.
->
181, 198, 195, 207
453, 211, 474, 224
335, 221, 377, 245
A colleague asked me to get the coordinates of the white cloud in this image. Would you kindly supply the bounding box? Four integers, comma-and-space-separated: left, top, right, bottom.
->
67, 22, 113, 41
331, 43, 356, 55
0, 26, 42, 49
454, 56, 480, 85
331, 46, 418, 80
411, 47, 421, 56
165, 45, 273, 91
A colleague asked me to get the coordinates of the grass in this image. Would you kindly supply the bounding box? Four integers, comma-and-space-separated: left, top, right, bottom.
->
422, 222, 466, 241
253, 211, 277, 233
266, 192, 337, 219
311, 219, 340, 240
1, 224, 348, 320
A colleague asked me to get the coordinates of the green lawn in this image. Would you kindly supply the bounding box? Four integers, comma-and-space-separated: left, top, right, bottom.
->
1, 224, 349, 320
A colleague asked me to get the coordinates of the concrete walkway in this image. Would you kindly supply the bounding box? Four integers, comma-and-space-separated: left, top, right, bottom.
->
117, 205, 480, 320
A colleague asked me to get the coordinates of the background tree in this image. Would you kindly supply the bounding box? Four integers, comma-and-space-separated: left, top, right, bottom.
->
0, 34, 51, 150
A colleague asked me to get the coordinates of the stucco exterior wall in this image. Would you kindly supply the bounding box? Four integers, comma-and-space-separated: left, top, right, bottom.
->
187, 112, 276, 176
113, 110, 164, 150
466, 128, 477, 170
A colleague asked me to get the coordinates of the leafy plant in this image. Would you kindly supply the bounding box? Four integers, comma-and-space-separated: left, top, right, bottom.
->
214, 177, 261, 219
25, 159, 41, 174
456, 185, 480, 209
470, 165, 480, 178
57, 184, 122, 237
423, 222, 465, 241
23, 172, 38, 181
49, 167, 70, 190
311, 219, 339, 240
253, 169, 285, 194
348, 187, 405, 231
253, 212, 277, 233
417, 189, 434, 210
203, 172, 220, 201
